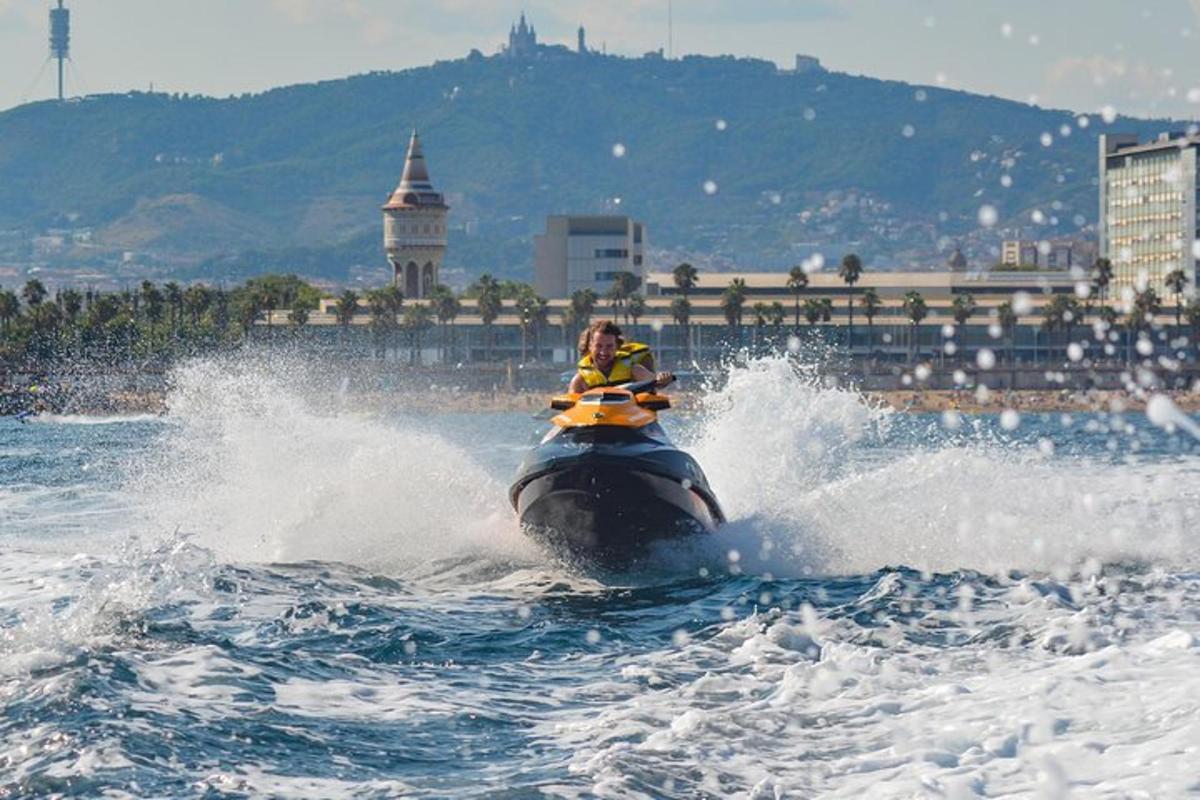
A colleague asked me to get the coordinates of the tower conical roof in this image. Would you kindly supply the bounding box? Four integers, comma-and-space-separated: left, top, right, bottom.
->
398, 131, 433, 191
383, 130, 446, 210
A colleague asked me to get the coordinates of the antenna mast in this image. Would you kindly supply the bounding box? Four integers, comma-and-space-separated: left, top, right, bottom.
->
49, 0, 70, 101
668, 0, 673, 59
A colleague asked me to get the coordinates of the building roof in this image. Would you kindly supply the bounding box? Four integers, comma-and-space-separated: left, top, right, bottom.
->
1104, 133, 1200, 160
383, 131, 447, 211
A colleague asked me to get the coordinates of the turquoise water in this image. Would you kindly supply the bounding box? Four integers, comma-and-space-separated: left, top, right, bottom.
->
2, 357, 1199, 797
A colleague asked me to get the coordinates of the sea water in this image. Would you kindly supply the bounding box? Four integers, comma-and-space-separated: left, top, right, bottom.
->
1, 356, 1198, 798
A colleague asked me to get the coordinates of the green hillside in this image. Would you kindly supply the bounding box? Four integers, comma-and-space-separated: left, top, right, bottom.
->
0, 49, 1182, 281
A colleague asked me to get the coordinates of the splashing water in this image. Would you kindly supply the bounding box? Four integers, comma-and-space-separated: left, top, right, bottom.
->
129, 354, 535, 570
3, 351, 1200, 797
664, 356, 1200, 577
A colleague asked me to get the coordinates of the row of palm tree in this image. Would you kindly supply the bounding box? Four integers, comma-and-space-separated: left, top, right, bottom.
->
5, 256, 1197, 369
0, 277, 284, 365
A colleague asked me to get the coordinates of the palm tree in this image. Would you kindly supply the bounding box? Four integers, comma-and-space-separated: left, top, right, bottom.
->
951, 293, 977, 359
607, 271, 641, 322
0, 289, 18, 333
236, 293, 261, 338
288, 304, 311, 327
767, 301, 786, 329
720, 278, 747, 341
859, 287, 882, 353
515, 288, 543, 363
62, 290, 84, 323
1165, 268, 1188, 330
1097, 304, 1119, 363
475, 275, 502, 359
22, 279, 47, 309
787, 266, 809, 330
995, 301, 1018, 377
902, 290, 928, 363
627, 293, 646, 337
334, 289, 358, 345
366, 288, 394, 358
403, 303, 432, 365
569, 288, 598, 327
671, 297, 692, 361
28, 301, 63, 359
1041, 294, 1069, 360
560, 304, 580, 350
432, 285, 461, 362
802, 298, 823, 326
838, 253, 863, 349
1185, 300, 1200, 362
183, 284, 212, 329
1130, 288, 1161, 360
1091, 257, 1114, 306
751, 302, 768, 349
163, 282, 184, 334
672, 262, 698, 298
139, 281, 164, 326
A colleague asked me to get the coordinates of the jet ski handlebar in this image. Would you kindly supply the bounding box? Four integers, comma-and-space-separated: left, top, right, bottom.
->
619, 373, 675, 394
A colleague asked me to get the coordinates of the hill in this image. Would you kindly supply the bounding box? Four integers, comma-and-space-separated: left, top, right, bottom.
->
0, 50, 1184, 283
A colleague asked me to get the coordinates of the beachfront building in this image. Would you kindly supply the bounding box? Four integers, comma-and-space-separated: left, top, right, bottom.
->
533, 215, 646, 298
1099, 132, 1200, 295
310, 267, 1095, 370
382, 131, 448, 300
1000, 239, 1096, 271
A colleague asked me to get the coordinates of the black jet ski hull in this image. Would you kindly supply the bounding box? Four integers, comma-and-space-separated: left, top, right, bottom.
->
515, 462, 720, 556
509, 424, 724, 560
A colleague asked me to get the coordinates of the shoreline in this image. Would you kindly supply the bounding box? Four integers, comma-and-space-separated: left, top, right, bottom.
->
4, 387, 1200, 417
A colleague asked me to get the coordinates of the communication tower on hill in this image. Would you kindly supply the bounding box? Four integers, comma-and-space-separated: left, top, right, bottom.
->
49, 1, 70, 101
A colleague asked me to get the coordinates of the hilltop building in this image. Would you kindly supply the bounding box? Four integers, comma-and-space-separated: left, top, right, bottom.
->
382, 131, 448, 299
504, 13, 538, 59
578, 26, 587, 54
793, 54, 824, 73
1099, 132, 1200, 294
534, 215, 646, 298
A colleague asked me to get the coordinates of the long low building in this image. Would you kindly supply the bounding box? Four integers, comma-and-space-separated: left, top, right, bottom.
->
292, 268, 1187, 368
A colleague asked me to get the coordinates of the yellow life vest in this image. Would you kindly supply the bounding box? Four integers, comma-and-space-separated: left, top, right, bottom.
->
577, 342, 654, 388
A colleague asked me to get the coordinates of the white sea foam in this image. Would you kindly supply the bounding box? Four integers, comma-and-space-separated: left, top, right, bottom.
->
129, 354, 537, 570
29, 413, 166, 426
668, 356, 1200, 576
543, 573, 1200, 798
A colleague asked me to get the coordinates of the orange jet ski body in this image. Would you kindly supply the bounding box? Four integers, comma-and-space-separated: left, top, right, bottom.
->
508, 378, 724, 560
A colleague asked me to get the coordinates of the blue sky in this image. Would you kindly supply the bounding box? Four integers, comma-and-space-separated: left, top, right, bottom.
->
2, 0, 1200, 119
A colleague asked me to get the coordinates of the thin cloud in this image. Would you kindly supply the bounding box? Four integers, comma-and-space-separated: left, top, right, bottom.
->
1042, 55, 1174, 117
269, 0, 395, 46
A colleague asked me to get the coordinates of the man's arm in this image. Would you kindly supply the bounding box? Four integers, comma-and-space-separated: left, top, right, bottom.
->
567, 372, 587, 393
632, 364, 674, 389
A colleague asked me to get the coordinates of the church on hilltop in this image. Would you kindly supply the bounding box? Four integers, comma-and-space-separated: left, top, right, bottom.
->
504, 13, 538, 58
501, 13, 589, 59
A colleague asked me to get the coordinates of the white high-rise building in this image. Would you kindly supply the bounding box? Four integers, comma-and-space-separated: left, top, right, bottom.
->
1099, 132, 1200, 295
383, 131, 448, 299
534, 215, 647, 299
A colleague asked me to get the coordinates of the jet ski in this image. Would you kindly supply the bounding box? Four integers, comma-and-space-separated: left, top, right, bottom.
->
509, 377, 724, 561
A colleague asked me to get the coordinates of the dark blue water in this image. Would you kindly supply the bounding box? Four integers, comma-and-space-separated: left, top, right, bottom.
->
3, 364, 1200, 797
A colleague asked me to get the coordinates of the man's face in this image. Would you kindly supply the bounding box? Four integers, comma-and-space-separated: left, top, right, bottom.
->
589, 333, 618, 369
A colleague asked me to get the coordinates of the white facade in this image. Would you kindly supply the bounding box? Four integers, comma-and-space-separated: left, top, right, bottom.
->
1000, 239, 1096, 270
534, 215, 646, 298
1099, 132, 1200, 295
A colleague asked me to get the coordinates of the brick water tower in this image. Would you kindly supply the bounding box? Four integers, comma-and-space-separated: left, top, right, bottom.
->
382, 131, 448, 299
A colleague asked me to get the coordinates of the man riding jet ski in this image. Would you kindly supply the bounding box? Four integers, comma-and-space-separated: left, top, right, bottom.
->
567, 319, 665, 393
510, 321, 724, 560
